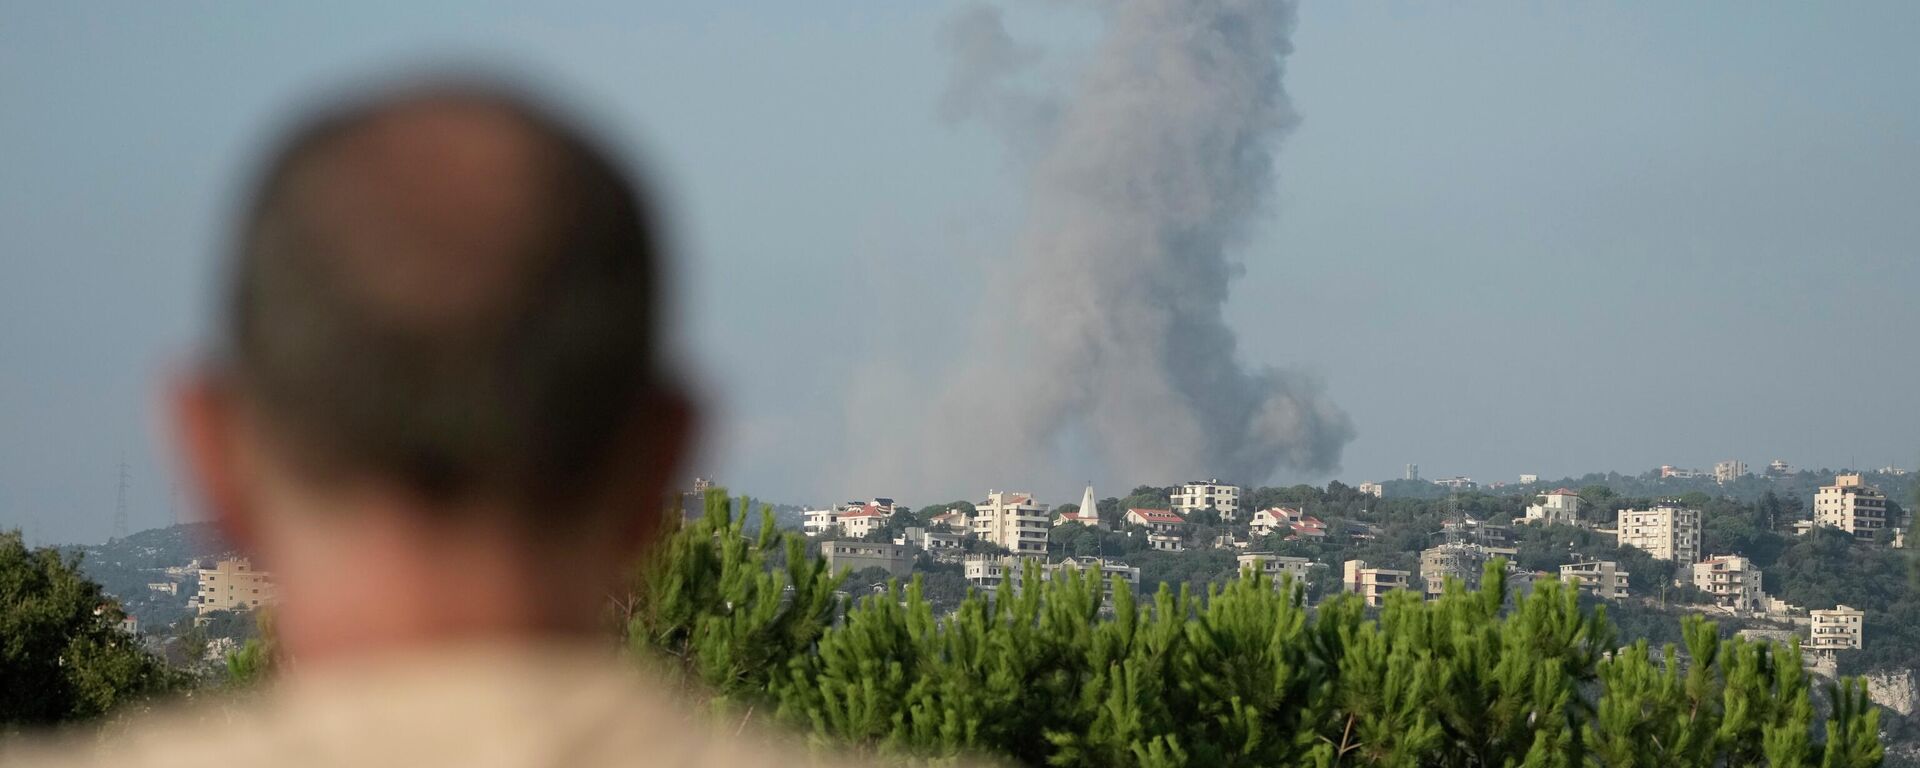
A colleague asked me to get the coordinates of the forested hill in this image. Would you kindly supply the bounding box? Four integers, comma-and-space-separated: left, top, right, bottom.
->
68, 523, 232, 628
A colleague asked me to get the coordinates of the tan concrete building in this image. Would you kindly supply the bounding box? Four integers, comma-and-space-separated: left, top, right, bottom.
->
973, 490, 1050, 557
1342, 559, 1410, 607
821, 540, 913, 578
1809, 605, 1865, 658
1615, 505, 1701, 565
195, 557, 275, 615
1558, 559, 1630, 600
1691, 554, 1764, 613
1237, 552, 1317, 588
1813, 474, 1890, 544
1419, 542, 1491, 597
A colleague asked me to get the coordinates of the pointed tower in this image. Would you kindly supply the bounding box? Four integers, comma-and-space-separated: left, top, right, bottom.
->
1079, 483, 1102, 531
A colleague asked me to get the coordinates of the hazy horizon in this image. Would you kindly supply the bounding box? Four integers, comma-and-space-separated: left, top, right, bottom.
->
5, 2, 1918, 545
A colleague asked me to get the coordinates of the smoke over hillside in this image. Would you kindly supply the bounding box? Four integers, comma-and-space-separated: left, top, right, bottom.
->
895, 0, 1352, 494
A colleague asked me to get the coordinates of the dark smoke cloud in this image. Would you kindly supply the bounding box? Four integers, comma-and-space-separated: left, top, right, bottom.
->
905, 0, 1352, 493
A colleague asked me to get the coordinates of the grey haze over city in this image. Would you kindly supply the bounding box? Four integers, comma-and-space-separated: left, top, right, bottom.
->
4, 2, 1918, 545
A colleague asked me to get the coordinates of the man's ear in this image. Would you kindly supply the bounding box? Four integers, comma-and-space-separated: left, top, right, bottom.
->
605, 386, 699, 557
167, 369, 260, 556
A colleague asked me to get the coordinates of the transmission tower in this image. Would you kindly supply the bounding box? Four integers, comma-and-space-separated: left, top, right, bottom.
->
113, 460, 130, 542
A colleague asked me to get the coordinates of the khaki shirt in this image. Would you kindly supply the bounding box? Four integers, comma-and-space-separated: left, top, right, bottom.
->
5, 642, 866, 768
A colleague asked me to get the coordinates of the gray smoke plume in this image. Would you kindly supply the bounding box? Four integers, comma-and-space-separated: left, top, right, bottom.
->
920, 0, 1353, 492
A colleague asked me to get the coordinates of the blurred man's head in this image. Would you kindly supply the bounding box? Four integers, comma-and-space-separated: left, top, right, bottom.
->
172, 80, 693, 659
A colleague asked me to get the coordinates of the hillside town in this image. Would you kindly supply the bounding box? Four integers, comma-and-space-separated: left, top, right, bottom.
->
797, 464, 1915, 708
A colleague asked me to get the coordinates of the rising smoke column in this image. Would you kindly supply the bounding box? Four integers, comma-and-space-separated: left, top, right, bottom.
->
925, 0, 1353, 491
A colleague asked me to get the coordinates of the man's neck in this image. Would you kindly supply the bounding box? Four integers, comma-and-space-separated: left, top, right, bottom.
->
260, 506, 622, 667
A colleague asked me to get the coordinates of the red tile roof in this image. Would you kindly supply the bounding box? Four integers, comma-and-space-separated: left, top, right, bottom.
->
840, 504, 888, 518
1547, 488, 1580, 496
1127, 508, 1185, 525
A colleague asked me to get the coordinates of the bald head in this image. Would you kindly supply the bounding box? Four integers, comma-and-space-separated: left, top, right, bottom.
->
227, 84, 674, 512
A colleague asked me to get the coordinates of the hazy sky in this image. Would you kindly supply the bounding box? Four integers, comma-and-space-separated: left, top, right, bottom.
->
4, 2, 1918, 544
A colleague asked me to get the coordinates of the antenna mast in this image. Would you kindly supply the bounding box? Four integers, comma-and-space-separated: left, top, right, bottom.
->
113, 460, 130, 541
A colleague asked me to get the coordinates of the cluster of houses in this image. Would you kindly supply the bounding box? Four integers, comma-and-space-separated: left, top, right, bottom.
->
802, 474, 1892, 663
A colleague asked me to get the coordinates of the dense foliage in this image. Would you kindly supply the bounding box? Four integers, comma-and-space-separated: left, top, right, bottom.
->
632, 491, 1885, 767
0, 531, 185, 727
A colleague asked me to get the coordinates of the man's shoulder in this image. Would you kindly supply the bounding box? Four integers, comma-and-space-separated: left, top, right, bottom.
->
4, 644, 862, 768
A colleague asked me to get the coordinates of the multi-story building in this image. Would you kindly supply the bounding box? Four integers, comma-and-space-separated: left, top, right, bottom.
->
837, 504, 892, 539
1125, 508, 1187, 552
1558, 559, 1630, 600
1358, 481, 1385, 498
1433, 476, 1476, 490
1808, 605, 1865, 658
1518, 474, 1540, 485
966, 555, 1141, 597
195, 558, 275, 615
1419, 542, 1491, 597
1659, 465, 1706, 479
1766, 459, 1793, 477
1237, 553, 1317, 588
1813, 474, 1890, 544
899, 527, 965, 553
1616, 505, 1701, 565
1172, 479, 1241, 520
1044, 557, 1140, 596
973, 490, 1050, 557
803, 507, 839, 536
964, 554, 1017, 589
928, 509, 970, 532
1714, 460, 1747, 484
1523, 488, 1584, 526
1249, 507, 1295, 538
1342, 560, 1410, 607
804, 498, 898, 537
1691, 554, 1764, 613
821, 540, 914, 578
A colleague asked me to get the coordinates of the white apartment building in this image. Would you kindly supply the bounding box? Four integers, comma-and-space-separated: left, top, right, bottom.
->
803, 507, 838, 536
1559, 559, 1630, 600
1813, 474, 1890, 544
1523, 488, 1583, 526
1342, 559, 1410, 607
1691, 554, 1764, 613
964, 555, 1017, 589
1045, 556, 1140, 596
1808, 605, 1865, 658
195, 557, 275, 615
966, 555, 1141, 596
1172, 479, 1241, 520
1616, 505, 1701, 565
1237, 553, 1317, 588
973, 490, 1050, 557
1714, 460, 1747, 484
1518, 474, 1540, 485
1357, 482, 1384, 498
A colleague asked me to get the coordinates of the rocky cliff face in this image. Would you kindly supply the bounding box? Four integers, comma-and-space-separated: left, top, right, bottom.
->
1867, 669, 1918, 717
